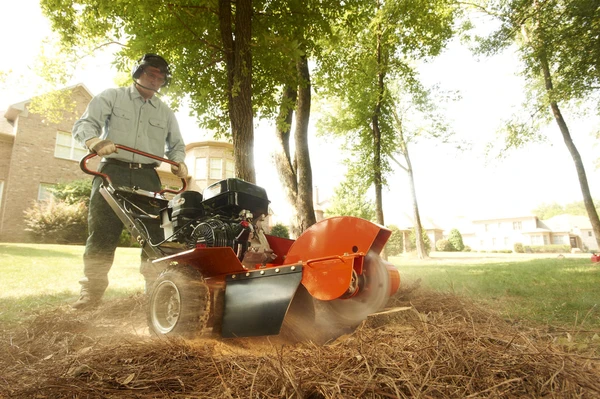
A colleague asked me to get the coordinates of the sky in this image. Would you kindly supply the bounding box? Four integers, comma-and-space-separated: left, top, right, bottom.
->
2, 0, 600, 230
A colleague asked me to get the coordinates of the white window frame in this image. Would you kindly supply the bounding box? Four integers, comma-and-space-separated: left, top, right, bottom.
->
54, 131, 87, 161
38, 183, 57, 201
209, 158, 223, 180
225, 159, 235, 178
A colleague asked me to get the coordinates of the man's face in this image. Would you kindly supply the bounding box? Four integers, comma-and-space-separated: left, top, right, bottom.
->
137, 65, 167, 92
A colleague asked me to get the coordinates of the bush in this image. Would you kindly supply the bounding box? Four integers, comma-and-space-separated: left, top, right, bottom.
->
24, 198, 88, 244
435, 239, 454, 252
385, 225, 404, 256
463, 245, 471, 252
447, 228, 465, 251
269, 223, 290, 239
407, 228, 431, 254
514, 242, 525, 253
523, 245, 570, 253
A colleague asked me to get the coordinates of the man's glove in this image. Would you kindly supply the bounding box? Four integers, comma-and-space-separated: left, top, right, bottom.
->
85, 137, 117, 157
171, 162, 188, 178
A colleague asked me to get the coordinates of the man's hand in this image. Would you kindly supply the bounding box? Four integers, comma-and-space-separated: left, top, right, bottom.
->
171, 162, 188, 178
85, 137, 117, 157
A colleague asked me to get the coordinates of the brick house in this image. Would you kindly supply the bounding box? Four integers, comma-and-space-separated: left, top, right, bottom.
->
0, 84, 236, 243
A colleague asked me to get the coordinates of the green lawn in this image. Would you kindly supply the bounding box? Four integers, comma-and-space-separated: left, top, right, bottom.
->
391, 256, 600, 330
1, 244, 599, 334
0, 243, 144, 325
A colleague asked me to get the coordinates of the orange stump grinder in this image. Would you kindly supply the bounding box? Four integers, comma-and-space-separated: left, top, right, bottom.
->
81, 145, 400, 339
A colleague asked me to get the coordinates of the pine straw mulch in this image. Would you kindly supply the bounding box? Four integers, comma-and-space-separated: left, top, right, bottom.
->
1, 284, 599, 399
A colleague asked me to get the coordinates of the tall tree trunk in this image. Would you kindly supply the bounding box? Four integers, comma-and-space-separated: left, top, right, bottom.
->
372, 18, 385, 226
538, 54, 600, 249
403, 150, 427, 259
273, 57, 316, 236
218, 0, 255, 183
294, 55, 317, 233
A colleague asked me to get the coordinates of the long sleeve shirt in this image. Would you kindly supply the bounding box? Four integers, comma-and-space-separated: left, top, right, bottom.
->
72, 85, 186, 165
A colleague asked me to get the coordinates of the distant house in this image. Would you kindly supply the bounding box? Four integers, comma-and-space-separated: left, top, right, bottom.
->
471, 214, 597, 252
0, 84, 236, 243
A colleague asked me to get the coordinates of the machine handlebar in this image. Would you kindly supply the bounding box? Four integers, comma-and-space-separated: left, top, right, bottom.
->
79, 144, 187, 196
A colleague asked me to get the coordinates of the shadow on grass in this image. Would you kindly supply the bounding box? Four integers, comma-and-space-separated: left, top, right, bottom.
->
0, 244, 81, 259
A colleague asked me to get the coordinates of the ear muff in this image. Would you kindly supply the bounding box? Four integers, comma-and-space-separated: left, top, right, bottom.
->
131, 53, 171, 87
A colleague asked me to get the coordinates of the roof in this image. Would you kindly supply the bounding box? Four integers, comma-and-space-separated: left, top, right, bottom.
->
393, 213, 444, 231
542, 214, 592, 233
3, 83, 94, 122
472, 214, 538, 223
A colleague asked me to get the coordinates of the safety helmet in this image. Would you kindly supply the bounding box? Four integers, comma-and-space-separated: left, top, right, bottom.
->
131, 53, 171, 87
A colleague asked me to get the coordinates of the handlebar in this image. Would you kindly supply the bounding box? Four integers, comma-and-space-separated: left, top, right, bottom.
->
79, 144, 187, 196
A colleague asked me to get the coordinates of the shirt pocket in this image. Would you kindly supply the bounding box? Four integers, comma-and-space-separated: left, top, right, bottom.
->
109, 106, 131, 132
148, 118, 167, 140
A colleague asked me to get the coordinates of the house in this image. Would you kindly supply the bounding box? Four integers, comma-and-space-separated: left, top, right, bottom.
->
470, 214, 597, 252
0, 85, 236, 243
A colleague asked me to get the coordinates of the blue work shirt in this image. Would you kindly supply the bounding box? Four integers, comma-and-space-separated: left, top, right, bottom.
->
72, 84, 186, 165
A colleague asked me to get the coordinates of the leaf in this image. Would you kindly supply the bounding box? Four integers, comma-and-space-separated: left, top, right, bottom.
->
120, 373, 135, 385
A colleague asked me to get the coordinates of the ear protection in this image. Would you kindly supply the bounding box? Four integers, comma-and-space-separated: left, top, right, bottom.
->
131, 53, 171, 87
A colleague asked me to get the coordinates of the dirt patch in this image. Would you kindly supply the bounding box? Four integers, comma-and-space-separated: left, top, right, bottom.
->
1, 287, 599, 398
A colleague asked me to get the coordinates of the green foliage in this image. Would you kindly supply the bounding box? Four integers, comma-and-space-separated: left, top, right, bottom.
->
514, 242, 525, 253
407, 228, 431, 254
533, 200, 600, 220
435, 238, 454, 252
325, 174, 376, 221
447, 228, 465, 251
23, 198, 88, 244
49, 179, 92, 205
269, 223, 290, 239
524, 245, 571, 253
385, 225, 404, 256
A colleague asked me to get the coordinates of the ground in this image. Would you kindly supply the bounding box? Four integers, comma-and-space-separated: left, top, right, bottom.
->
1, 282, 599, 398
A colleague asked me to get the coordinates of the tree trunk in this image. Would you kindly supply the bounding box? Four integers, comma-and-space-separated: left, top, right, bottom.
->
218, 0, 255, 183
403, 150, 427, 259
372, 20, 385, 226
538, 54, 600, 249
273, 57, 316, 236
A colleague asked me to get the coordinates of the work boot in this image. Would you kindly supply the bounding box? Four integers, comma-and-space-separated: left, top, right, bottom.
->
72, 291, 101, 310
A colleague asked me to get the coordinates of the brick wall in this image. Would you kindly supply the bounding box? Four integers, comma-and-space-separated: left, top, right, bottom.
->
0, 86, 94, 242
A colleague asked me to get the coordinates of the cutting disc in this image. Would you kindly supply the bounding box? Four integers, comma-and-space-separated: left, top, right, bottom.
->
319, 253, 392, 326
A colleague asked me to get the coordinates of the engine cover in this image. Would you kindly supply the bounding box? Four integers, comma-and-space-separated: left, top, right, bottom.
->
202, 178, 270, 217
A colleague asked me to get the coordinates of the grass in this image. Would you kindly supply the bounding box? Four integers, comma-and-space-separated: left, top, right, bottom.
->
391, 256, 600, 330
0, 243, 144, 326
1, 243, 599, 335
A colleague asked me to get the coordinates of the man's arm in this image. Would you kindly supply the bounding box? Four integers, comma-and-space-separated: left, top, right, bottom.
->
72, 89, 117, 147
164, 113, 186, 163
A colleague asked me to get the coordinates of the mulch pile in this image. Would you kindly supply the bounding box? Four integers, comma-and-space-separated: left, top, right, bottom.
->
1, 283, 599, 398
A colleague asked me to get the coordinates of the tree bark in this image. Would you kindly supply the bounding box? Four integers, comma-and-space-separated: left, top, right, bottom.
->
218, 0, 255, 183
372, 19, 385, 226
538, 53, 600, 249
273, 57, 316, 236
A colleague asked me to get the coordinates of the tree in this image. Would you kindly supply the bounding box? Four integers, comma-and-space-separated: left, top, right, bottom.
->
385, 225, 404, 256
533, 200, 600, 220
316, 0, 459, 258
269, 223, 290, 239
325, 174, 377, 221
474, 0, 600, 249
447, 228, 465, 251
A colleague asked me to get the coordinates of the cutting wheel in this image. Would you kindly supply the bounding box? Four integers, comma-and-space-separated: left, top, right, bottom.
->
319, 253, 391, 326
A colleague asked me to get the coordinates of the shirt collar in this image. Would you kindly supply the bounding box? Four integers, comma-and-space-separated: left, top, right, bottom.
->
129, 84, 158, 108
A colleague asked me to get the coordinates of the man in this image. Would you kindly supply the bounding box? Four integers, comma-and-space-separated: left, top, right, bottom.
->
72, 53, 188, 310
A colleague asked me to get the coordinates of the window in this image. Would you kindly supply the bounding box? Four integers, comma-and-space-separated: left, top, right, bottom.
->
195, 157, 207, 178
492, 237, 496, 246
484, 224, 489, 232
589, 231, 593, 237
552, 235, 568, 245
55, 131, 87, 161
38, 183, 56, 201
209, 158, 222, 179
531, 234, 544, 245
225, 160, 235, 178
504, 237, 509, 247
513, 221, 522, 230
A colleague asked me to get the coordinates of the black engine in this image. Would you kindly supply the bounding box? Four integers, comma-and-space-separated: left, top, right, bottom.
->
162, 178, 270, 258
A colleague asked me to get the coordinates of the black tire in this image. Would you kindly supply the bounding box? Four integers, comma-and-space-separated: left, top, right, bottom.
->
147, 265, 210, 339
319, 253, 391, 327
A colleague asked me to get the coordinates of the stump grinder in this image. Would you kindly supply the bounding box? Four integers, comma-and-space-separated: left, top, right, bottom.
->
81, 145, 400, 339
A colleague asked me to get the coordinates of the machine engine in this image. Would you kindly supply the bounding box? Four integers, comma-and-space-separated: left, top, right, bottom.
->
161, 178, 272, 263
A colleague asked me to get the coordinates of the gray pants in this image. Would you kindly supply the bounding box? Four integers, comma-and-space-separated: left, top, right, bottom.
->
81, 162, 163, 297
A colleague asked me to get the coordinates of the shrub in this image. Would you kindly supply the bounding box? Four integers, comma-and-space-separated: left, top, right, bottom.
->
269, 223, 290, 239
385, 225, 404, 256
447, 228, 465, 251
24, 198, 88, 244
463, 245, 471, 252
407, 228, 431, 254
514, 242, 525, 253
523, 245, 570, 253
435, 239, 454, 252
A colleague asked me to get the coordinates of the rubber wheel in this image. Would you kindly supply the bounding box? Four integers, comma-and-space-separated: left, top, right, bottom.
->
147, 265, 210, 339
319, 253, 391, 327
